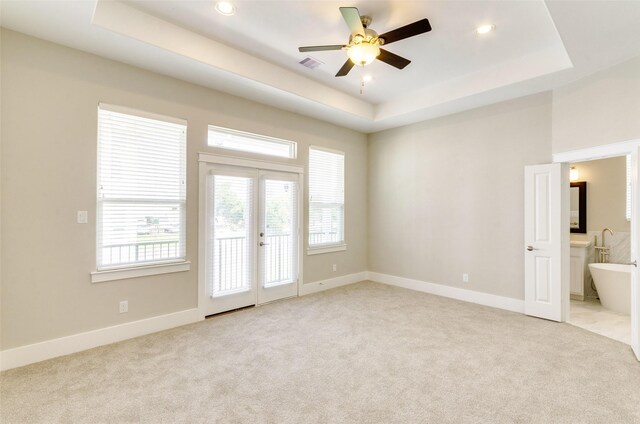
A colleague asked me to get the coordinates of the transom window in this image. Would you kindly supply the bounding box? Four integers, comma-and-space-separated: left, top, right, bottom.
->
97, 105, 187, 270
208, 125, 297, 159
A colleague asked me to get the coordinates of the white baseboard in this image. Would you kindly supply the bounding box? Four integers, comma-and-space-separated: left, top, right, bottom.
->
0, 308, 202, 371
1, 272, 523, 371
369, 272, 525, 314
299, 271, 369, 296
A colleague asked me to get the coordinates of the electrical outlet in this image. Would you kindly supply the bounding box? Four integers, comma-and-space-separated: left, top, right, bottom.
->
462, 273, 469, 283
332, 264, 337, 272
77, 210, 88, 224
119, 300, 128, 313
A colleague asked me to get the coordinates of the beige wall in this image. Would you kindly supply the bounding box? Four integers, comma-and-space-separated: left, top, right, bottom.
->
552, 56, 640, 154
0, 30, 368, 350
3, 26, 640, 353
368, 93, 552, 300
572, 156, 630, 233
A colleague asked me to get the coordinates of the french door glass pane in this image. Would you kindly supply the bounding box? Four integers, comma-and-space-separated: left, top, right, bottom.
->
210, 175, 254, 297
263, 179, 297, 287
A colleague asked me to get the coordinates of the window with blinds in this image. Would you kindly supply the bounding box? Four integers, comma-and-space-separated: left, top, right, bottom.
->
97, 105, 187, 270
627, 154, 632, 221
308, 147, 345, 249
208, 125, 297, 159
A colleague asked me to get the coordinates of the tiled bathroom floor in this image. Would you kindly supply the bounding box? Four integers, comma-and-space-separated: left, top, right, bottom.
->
569, 299, 631, 345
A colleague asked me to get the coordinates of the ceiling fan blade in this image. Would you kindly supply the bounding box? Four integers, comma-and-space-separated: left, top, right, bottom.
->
298, 45, 345, 52
335, 59, 355, 77
339, 7, 365, 36
377, 48, 411, 69
379, 18, 432, 45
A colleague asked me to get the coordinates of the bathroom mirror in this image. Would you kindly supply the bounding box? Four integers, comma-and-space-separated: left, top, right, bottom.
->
570, 181, 587, 233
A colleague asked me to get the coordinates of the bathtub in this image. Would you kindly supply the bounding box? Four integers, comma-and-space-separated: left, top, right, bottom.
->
588, 263, 631, 315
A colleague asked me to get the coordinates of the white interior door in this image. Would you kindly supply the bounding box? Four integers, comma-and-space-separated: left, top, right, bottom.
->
202, 165, 300, 316
257, 171, 300, 304
524, 163, 568, 322
631, 148, 640, 361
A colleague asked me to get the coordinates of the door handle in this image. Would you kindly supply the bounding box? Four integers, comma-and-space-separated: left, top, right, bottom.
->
526, 246, 535, 251
259, 242, 270, 247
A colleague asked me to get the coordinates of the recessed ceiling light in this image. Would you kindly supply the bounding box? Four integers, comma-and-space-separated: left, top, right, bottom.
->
476, 24, 495, 35
215, 1, 235, 16
362, 75, 373, 83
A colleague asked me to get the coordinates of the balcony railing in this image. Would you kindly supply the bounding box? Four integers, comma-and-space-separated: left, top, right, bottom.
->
213, 234, 294, 294
262, 234, 293, 286
214, 236, 246, 293
103, 232, 335, 283
101, 240, 181, 267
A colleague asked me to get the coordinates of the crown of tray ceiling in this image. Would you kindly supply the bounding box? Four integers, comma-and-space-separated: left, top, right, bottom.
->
1, 0, 640, 132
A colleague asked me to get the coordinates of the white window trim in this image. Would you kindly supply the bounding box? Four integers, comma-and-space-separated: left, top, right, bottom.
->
91, 261, 191, 283
198, 152, 303, 174
307, 244, 347, 255
98, 102, 187, 126
95, 103, 187, 275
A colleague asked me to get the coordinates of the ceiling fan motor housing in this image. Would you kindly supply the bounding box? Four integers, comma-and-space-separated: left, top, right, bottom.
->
349, 28, 382, 46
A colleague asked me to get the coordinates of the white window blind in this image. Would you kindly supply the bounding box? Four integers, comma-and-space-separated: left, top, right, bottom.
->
308, 147, 345, 248
208, 125, 297, 159
627, 154, 632, 221
97, 105, 187, 270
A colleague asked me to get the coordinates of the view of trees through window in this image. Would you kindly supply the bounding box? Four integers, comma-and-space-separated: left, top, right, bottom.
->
213, 178, 293, 236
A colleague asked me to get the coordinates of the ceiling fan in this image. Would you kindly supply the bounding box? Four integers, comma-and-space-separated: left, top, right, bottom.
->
298, 7, 432, 77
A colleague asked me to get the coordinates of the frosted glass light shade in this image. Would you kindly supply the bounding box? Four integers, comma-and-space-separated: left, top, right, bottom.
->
570, 167, 579, 181
348, 42, 380, 66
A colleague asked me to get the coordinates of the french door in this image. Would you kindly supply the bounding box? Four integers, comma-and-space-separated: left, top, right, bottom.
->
202, 164, 301, 316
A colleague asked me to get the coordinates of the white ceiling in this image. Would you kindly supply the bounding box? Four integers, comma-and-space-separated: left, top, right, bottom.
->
2, 1, 640, 133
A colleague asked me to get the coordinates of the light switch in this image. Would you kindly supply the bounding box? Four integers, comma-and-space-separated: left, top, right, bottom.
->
77, 210, 88, 224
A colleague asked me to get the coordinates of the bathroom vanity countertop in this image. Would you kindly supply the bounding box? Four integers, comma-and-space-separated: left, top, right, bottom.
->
570, 240, 592, 248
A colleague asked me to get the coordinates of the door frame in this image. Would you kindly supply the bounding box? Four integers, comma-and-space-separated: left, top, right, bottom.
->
553, 139, 640, 360
197, 152, 304, 318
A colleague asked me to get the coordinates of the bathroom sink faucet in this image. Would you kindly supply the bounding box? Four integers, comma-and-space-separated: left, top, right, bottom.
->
601, 228, 614, 247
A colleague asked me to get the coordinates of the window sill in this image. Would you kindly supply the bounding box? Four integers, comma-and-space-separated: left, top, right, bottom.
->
91, 261, 191, 283
307, 244, 347, 255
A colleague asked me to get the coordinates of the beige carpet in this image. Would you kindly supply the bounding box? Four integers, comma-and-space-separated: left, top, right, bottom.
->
2, 281, 639, 423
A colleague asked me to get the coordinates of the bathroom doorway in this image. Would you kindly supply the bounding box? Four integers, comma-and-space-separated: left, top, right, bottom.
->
552, 140, 640, 361
566, 155, 632, 344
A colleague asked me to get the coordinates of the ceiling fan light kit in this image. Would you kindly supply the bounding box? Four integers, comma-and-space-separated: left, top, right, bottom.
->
298, 6, 432, 77
347, 42, 380, 67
